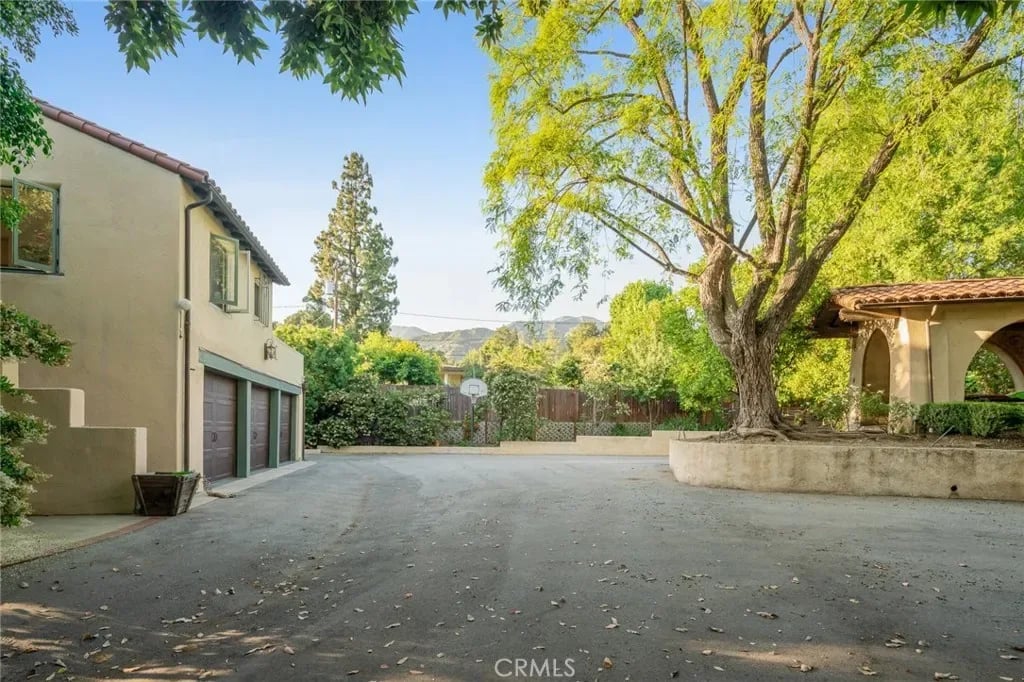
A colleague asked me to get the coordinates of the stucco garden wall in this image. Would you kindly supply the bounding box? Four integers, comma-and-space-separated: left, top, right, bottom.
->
669, 439, 1024, 502
4, 388, 147, 514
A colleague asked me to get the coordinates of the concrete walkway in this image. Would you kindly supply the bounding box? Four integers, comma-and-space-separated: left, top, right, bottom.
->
1, 515, 156, 567
2, 460, 316, 565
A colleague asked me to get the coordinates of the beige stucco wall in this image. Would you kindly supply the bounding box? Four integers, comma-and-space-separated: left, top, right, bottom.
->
2, 120, 182, 471
3, 388, 147, 514
927, 301, 1024, 402
669, 439, 1024, 502
182, 185, 304, 475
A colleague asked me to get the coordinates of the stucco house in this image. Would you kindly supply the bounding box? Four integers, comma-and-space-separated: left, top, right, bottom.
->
1, 102, 304, 513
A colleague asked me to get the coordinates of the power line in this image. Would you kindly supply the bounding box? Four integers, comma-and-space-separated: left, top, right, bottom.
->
272, 304, 524, 325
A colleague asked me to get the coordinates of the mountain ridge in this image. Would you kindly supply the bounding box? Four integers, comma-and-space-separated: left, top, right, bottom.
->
390, 316, 604, 362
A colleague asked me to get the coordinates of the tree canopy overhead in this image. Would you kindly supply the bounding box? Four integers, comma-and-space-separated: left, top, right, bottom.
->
484, 0, 1024, 430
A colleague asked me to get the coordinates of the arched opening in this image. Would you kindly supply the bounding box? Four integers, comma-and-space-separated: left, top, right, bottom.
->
964, 321, 1024, 398
862, 329, 891, 401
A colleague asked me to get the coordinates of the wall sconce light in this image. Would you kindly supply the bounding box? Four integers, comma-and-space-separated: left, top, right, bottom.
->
264, 339, 278, 360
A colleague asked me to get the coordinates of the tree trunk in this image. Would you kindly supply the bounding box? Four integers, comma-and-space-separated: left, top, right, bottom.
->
728, 333, 784, 430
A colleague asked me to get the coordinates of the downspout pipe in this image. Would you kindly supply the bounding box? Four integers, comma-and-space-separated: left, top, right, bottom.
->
183, 183, 214, 472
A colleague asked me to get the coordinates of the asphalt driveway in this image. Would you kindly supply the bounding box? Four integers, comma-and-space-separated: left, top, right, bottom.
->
3, 455, 1023, 681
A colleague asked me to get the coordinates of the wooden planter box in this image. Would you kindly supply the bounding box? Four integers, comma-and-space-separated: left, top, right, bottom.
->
132, 472, 199, 516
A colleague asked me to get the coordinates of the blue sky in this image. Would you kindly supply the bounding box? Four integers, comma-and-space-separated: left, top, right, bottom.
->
18, 3, 672, 331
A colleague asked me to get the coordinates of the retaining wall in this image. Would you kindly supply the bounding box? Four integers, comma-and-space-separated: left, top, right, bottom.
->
323, 430, 720, 457
669, 439, 1024, 502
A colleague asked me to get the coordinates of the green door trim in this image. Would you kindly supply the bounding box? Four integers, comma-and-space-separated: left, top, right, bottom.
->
199, 349, 301, 395
235, 379, 252, 478
268, 389, 281, 468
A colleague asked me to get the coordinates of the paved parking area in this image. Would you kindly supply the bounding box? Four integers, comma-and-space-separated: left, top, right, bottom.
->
3, 455, 1022, 680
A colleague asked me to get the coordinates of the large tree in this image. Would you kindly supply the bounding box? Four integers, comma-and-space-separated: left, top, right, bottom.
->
484, 0, 1024, 432
309, 153, 399, 339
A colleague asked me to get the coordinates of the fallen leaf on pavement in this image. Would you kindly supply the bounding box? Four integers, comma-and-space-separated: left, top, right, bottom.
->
605, 617, 619, 629
701, 650, 714, 656
858, 667, 878, 676
602, 657, 614, 669
756, 612, 778, 620
283, 646, 295, 655
933, 673, 959, 680
998, 654, 1019, 660
386, 622, 402, 629
397, 657, 409, 665
244, 644, 275, 656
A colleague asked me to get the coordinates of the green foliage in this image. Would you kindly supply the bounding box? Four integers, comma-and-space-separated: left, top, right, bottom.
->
99, 1, 504, 101
965, 347, 1016, 395
463, 325, 557, 380
900, 1, 1019, 27
488, 368, 539, 441
1, 304, 73, 366
604, 282, 675, 411
310, 376, 449, 447
357, 332, 441, 385
917, 402, 1024, 438
308, 153, 398, 340
484, 0, 1024, 428
0, 303, 71, 526
0, 0, 77, 174
273, 322, 357, 426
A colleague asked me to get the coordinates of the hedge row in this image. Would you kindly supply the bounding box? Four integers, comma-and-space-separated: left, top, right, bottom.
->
916, 402, 1024, 438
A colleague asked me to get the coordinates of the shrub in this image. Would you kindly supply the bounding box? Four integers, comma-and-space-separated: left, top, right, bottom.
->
488, 369, 539, 441
311, 376, 449, 447
1, 303, 71, 526
917, 402, 1024, 438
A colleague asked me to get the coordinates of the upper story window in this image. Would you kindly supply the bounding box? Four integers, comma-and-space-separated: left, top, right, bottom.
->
254, 277, 272, 326
209, 234, 240, 307
1, 179, 60, 273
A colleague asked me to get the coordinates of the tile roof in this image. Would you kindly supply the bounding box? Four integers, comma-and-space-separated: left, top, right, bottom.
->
37, 100, 209, 183
830, 277, 1024, 310
811, 277, 1024, 337
36, 100, 289, 285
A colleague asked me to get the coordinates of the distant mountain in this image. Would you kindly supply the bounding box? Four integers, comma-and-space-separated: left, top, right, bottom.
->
408, 316, 604, 363
389, 325, 430, 341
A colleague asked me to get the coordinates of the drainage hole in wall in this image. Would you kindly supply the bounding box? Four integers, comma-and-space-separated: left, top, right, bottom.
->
950, 484, 958, 492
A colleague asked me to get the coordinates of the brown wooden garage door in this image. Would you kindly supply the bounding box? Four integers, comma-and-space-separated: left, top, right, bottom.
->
279, 394, 293, 462
251, 386, 271, 470
203, 372, 237, 481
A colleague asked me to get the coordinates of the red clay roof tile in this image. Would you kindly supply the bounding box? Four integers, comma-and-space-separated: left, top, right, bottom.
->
831, 277, 1024, 309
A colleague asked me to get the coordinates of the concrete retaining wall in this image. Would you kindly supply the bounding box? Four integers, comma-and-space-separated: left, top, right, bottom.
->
323, 431, 721, 457
669, 440, 1024, 502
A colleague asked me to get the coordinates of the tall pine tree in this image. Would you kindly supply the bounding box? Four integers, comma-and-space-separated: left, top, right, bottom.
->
308, 153, 398, 339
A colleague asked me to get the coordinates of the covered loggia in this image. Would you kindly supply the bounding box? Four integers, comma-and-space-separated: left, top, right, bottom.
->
812, 277, 1024, 426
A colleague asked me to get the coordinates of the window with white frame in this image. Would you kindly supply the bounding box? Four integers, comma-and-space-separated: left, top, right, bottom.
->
1, 179, 60, 273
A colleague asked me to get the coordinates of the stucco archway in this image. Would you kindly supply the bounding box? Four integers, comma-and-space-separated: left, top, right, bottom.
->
862, 329, 891, 401
963, 322, 1024, 395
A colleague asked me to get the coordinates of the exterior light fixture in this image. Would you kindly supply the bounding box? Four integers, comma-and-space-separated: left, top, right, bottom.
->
264, 338, 278, 360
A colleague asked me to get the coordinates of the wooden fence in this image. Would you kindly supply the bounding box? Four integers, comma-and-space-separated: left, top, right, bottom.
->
384, 385, 689, 424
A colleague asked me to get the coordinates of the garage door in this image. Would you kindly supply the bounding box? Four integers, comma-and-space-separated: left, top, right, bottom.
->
203, 372, 237, 481
279, 395, 293, 462
251, 386, 271, 470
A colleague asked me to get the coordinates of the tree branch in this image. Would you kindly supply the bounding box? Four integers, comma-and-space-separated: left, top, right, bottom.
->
576, 48, 633, 60
593, 212, 698, 280
615, 174, 756, 263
